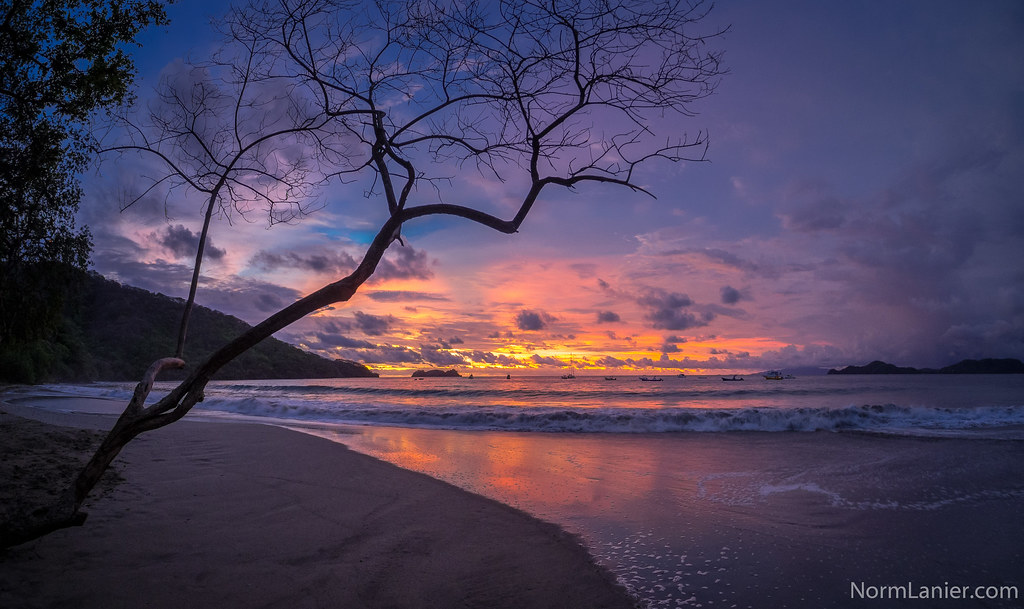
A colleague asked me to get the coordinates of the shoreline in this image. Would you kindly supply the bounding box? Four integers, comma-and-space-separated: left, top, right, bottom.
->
0, 398, 637, 609
6, 392, 1024, 608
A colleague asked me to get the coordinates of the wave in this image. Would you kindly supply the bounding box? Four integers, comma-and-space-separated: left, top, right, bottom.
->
211, 382, 873, 402
20, 381, 1024, 436
194, 398, 1024, 436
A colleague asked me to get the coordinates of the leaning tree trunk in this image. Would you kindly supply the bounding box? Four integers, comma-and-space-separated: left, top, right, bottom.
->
0, 214, 403, 548
1, 194, 532, 548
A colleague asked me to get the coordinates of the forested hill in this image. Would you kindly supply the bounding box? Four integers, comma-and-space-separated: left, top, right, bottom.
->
827, 358, 1024, 375
43, 273, 377, 382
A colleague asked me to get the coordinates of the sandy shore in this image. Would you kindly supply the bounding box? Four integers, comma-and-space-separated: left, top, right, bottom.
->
0, 399, 636, 609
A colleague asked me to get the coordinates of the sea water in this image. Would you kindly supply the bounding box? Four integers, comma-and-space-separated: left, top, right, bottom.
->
38, 373, 1024, 435
17, 374, 1024, 607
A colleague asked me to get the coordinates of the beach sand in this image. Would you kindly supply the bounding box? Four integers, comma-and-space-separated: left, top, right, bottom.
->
335, 424, 1024, 608
0, 400, 637, 609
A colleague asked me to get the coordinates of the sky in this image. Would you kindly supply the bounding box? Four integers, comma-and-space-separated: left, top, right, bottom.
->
78, 0, 1024, 375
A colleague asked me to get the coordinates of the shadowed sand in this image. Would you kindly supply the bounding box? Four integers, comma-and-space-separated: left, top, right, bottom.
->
0, 401, 636, 609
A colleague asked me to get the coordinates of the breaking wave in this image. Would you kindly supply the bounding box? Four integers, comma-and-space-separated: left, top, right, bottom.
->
193, 398, 1024, 435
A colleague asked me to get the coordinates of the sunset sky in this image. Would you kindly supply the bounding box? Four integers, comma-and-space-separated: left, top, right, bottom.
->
79, 0, 1024, 374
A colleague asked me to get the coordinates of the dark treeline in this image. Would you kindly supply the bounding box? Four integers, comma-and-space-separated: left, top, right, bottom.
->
0, 270, 376, 383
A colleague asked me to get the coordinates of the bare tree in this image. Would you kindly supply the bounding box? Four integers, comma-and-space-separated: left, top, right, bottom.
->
102, 30, 349, 358
0, 0, 725, 547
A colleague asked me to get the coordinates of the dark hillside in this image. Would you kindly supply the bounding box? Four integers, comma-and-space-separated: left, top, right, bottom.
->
51, 273, 376, 382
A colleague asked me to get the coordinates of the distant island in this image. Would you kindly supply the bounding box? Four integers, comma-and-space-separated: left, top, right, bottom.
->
827, 358, 1024, 375
411, 369, 462, 378
10, 272, 377, 383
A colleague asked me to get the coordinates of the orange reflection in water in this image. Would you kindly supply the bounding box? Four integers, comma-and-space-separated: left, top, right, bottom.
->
340, 426, 668, 518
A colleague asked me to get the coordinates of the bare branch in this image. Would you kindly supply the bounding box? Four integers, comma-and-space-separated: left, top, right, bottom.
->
5, 0, 727, 548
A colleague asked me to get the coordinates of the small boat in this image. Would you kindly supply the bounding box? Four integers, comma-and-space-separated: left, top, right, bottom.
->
677, 373, 686, 378
763, 370, 784, 380
639, 376, 663, 382
604, 376, 617, 381
721, 375, 744, 381
561, 355, 577, 379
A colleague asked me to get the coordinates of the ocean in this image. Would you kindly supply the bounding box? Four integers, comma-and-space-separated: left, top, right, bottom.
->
16, 374, 1024, 607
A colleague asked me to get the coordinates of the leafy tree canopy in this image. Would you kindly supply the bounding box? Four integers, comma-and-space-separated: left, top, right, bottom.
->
0, 0, 169, 365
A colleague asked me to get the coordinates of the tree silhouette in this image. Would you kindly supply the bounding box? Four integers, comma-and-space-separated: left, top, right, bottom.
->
0, 0, 168, 382
0, 0, 726, 546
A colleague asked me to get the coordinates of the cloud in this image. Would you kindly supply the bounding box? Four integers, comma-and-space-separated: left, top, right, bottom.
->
249, 250, 358, 274
516, 310, 548, 331
720, 285, 750, 305
637, 288, 714, 331
336, 345, 424, 364
374, 245, 434, 281
660, 342, 680, 353
253, 292, 286, 312
154, 224, 226, 260
594, 355, 629, 368
596, 310, 621, 323
530, 354, 565, 367
367, 290, 450, 302
419, 345, 469, 366
314, 333, 378, 349
353, 311, 396, 336
466, 350, 523, 366
247, 243, 433, 283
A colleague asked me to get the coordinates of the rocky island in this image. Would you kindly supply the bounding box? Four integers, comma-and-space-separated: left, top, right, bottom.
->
411, 369, 462, 378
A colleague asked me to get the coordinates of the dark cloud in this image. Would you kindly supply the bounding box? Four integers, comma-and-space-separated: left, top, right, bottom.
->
516, 310, 547, 331
374, 245, 434, 281
649, 310, 712, 330
466, 350, 522, 366
251, 243, 432, 282
530, 354, 564, 367
694, 249, 761, 274
637, 289, 714, 331
189, 278, 303, 325
367, 290, 449, 302
254, 293, 286, 312
335, 345, 423, 364
594, 355, 628, 368
420, 345, 469, 366
720, 285, 749, 305
91, 255, 195, 297
155, 224, 226, 260
315, 333, 378, 349
322, 320, 351, 333
779, 182, 849, 232
638, 290, 693, 310
353, 311, 396, 336
596, 311, 621, 323
249, 250, 358, 274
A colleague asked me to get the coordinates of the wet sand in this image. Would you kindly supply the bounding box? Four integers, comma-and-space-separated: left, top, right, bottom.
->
332, 425, 1024, 608
0, 400, 636, 609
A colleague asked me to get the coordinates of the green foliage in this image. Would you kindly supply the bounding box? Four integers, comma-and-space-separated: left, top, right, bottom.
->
0, 0, 169, 355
